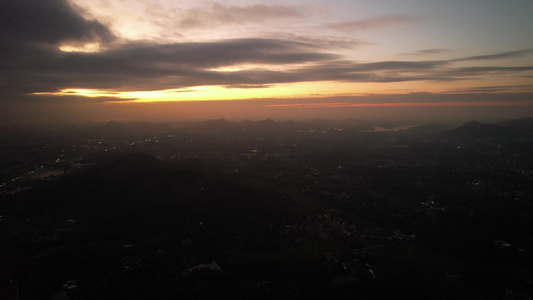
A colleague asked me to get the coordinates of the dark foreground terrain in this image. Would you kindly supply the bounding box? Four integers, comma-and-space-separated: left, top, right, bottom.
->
1, 118, 533, 299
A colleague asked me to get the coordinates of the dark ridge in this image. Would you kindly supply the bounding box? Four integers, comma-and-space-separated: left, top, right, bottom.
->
201, 118, 229, 125
500, 117, 533, 131
90, 121, 173, 137
439, 120, 520, 141
243, 119, 279, 132
198, 118, 240, 132
400, 123, 453, 135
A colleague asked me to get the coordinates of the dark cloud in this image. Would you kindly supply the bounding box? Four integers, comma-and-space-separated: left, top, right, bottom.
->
0, 38, 340, 94
348, 60, 448, 71
260, 60, 456, 84
445, 66, 533, 76
0, 0, 114, 45
223, 84, 273, 89
217, 61, 460, 87
0, 0, 116, 92
453, 49, 533, 62
264, 92, 533, 106
326, 16, 417, 32
450, 85, 533, 93
101, 39, 337, 68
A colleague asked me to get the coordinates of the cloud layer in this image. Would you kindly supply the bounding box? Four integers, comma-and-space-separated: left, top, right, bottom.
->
1, 0, 532, 103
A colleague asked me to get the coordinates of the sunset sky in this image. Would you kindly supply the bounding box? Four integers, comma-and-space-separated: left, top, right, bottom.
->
1, 0, 532, 123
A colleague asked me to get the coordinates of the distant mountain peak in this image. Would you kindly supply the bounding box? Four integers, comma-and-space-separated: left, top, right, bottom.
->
500, 117, 533, 131
461, 121, 482, 127
440, 120, 519, 141
203, 118, 228, 123
257, 119, 277, 124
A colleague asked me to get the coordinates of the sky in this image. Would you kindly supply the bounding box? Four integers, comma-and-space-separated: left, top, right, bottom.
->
1, 0, 532, 123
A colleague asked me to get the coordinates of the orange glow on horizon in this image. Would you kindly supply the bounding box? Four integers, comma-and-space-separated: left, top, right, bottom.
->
31, 80, 533, 105
31, 82, 373, 103
268, 101, 533, 108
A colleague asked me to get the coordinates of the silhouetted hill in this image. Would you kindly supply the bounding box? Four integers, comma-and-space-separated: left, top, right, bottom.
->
500, 117, 533, 132
281, 120, 296, 126
249, 118, 277, 128
400, 123, 453, 135
439, 121, 520, 141
90, 121, 174, 137
242, 119, 281, 133
199, 119, 289, 134
200, 118, 230, 126
198, 118, 240, 132
154, 122, 173, 132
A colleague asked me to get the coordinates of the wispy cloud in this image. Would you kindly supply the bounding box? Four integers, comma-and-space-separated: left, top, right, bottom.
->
69, 0, 308, 42
326, 16, 417, 32
178, 3, 304, 29
402, 49, 451, 56
266, 33, 367, 49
